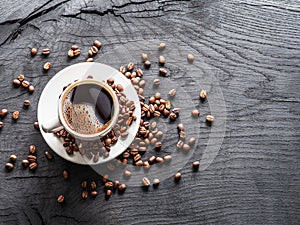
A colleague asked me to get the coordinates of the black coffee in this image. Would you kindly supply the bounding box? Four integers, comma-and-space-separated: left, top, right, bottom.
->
62, 83, 114, 135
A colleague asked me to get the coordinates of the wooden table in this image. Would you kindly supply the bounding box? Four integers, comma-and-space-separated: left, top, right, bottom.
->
0, 0, 299, 224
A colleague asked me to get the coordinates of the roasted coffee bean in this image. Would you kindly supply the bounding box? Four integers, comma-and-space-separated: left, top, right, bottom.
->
81, 180, 87, 188
177, 140, 184, 149
13, 79, 21, 86
0, 121, 3, 129
68, 50, 74, 57
124, 170, 131, 178
172, 108, 180, 114
150, 137, 158, 146
93, 40, 102, 48
139, 146, 147, 152
169, 112, 177, 120
158, 104, 165, 111
156, 131, 163, 139
86, 57, 94, 62
113, 181, 120, 189
0, 109, 8, 118
88, 49, 93, 56
45, 151, 54, 160
159, 68, 167, 76
73, 49, 81, 56
71, 45, 78, 50
179, 131, 186, 140
27, 155, 37, 163
206, 115, 214, 122
144, 60, 151, 68
29, 145, 36, 154
23, 100, 31, 107
135, 160, 143, 166
121, 131, 128, 138
118, 183, 127, 193
159, 42, 166, 49
153, 178, 160, 187
142, 177, 150, 187
105, 182, 113, 189
33, 121, 39, 129
91, 46, 99, 54
29, 162, 37, 170
106, 189, 112, 197
63, 170, 69, 180
192, 161, 200, 171
127, 62, 134, 71
156, 157, 164, 163
168, 89, 176, 97
188, 137, 196, 146
136, 68, 143, 77
174, 172, 181, 181
177, 124, 184, 131
22, 80, 30, 88
139, 80, 146, 87
119, 65, 126, 74
148, 156, 156, 164
9, 154, 17, 162
5, 162, 14, 170
18, 74, 25, 82
191, 109, 200, 117
43, 62, 51, 70
159, 55, 166, 65
31, 48, 37, 56
153, 111, 161, 117
117, 84, 124, 92
107, 78, 114, 86
182, 144, 190, 151
200, 90, 207, 99
155, 141, 162, 149
22, 159, 29, 167
57, 195, 65, 203
91, 181, 97, 190
42, 49, 50, 55
154, 92, 161, 100
187, 54, 195, 62
153, 79, 160, 85
12, 111, 19, 120
82, 191, 88, 199
141, 53, 148, 61
102, 174, 109, 183
91, 191, 98, 197
28, 85, 35, 93
163, 155, 172, 161
143, 161, 151, 169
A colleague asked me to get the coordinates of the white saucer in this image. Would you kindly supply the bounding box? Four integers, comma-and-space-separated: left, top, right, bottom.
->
37, 62, 141, 165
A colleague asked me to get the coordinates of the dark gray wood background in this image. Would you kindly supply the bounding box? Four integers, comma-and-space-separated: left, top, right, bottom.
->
0, 0, 299, 224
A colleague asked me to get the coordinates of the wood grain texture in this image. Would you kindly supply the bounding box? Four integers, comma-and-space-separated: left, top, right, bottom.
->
0, 0, 299, 224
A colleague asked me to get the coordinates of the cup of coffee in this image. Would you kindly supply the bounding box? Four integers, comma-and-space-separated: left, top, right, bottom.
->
41, 79, 120, 141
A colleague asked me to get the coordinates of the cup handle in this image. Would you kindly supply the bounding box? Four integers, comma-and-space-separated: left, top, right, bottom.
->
41, 117, 64, 133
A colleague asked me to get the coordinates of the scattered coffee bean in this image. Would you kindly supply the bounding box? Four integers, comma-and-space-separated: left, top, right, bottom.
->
31, 48, 37, 56
135, 160, 143, 166
159, 55, 166, 65
29, 145, 36, 154
88, 49, 93, 57
5, 162, 14, 170
63, 170, 69, 180
106, 189, 112, 197
168, 89, 176, 97
200, 90, 207, 99
27, 155, 37, 163
148, 156, 156, 164
182, 144, 190, 151
118, 184, 126, 193
159, 42, 166, 49
90, 181, 97, 190
105, 181, 113, 189
153, 178, 160, 187
33, 121, 39, 129
91, 191, 98, 197
177, 140, 184, 149
177, 123, 184, 131
155, 141, 162, 149
117, 84, 124, 92
82, 191, 88, 199
81, 180, 87, 188
91, 46, 99, 55
188, 137, 196, 146
172, 108, 181, 114
124, 170, 131, 178
144, 60, 151, 68
42, 49, 50, 55
191, 109, 200, 117
206, 115, 214, 122
68, 49, 74, 57
28, 85, 35, 93
163, 155, 172, 161
18, 74, 25, 82
153, 79, 160, 85
22, 159, 29, 167
12, 111, 19, 120
45, 151, 54, 160
0, 121, 3, 129
93, 40, 102, 48
159, 68, 167, 76
57, 195, 65, 203
143, 161, 151, 169
174, 172, 182, 181
43, 62, 51, 70
141, 53, 148, 61
71, 45, 79, 50
73, 49, 81, 56
23, 100, 31, 107
187, 54, 195, 62
192, 161, 200, 171
156, 157, 164, 163
13, 79, 21, 87
86, 58, 94, 62
0, 109, 8, 118
22, 80, 30, 88
142, 177, 150, 187
127, 62, 135, 71
9, 154, 17, 162
29, 162, 37, 170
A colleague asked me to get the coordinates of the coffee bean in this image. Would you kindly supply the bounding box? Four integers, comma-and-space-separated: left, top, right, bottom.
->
107, 78, 114, 86
155, 141, 162, 149
23, 100, 31, 107
159, 55, 166, 65
31, 48, 37, 56
71, 45, 78, 50
182, 144, 190, 151
28, 85, 35, 93
113, 181, 120, 189
141, 53, 148, 61
159, 68, 167, 76
73, 49, 81, 56
172, 108, 181, 114
200, 90, 207, 99
144, 60, 151, 68
22, 159, 29, 167
88, 49, 93, 57
43, 62, 51, 70
155, 131, 163, 139
106, 189, 112, 197
192, 161, 200, 171
105, 181, 113, 189
174, 172, 181, 181
148, 156, 156, 164
27, 155, 37, 163
121, 131, 128, 138
127, 62, 134, 71
188, 137, 196, 146
22, 80, 30, 88
177, 140, 184, 149
29, 145, 36, 154
124, 170, 131, 178
119, 66, 126, 74
0, 109, 8, 118
143, 161, 151, 169
191, 109, 200, 117
5, 162, 14, 170
118, 184, 126, 193
169, 112, 177, 120
102, 174, 109, 183
86, 58, 94, 62
93, 40, 102, 48
13, 79, 21, 87
91, 46, 99, 54
91, 181, 97, 190
18, 74, 25, 82
177, 124, 184, 131
136, 68, 143, 77
156, 157, 164, 163
153, 79, 160, 85
45, 151, 54, 160
135, 160, 143, 166
82, 191, 88, 199
142, 177, 150, 187
153, 178, 160, 187
159, 42, 166, 49
179, 131, 186, 140
133, 154, 142, 162
12, 111, 19, 120
91, 191, 98, 198
206, 115, 214, 122
9, 154, 17, 162
57, 195, 65, 203
42, 49, 50, 55
68, 50, 74, 57
163, 155, 172, 161
168, 89, 176, 97
0, 121, 3, 129
33, 121, 39, 129
117, 84, 124, 92
81, 180, 87, 188
139, 80, 146, 87
187, 54, 195, 62
63, 170, 69, 180
29, 162, 37, 170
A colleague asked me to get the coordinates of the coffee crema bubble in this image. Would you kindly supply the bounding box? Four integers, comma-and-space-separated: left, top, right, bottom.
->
62, 83, 114, 135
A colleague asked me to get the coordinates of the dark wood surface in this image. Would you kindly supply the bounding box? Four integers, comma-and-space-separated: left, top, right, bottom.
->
0, 0, 299, 224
